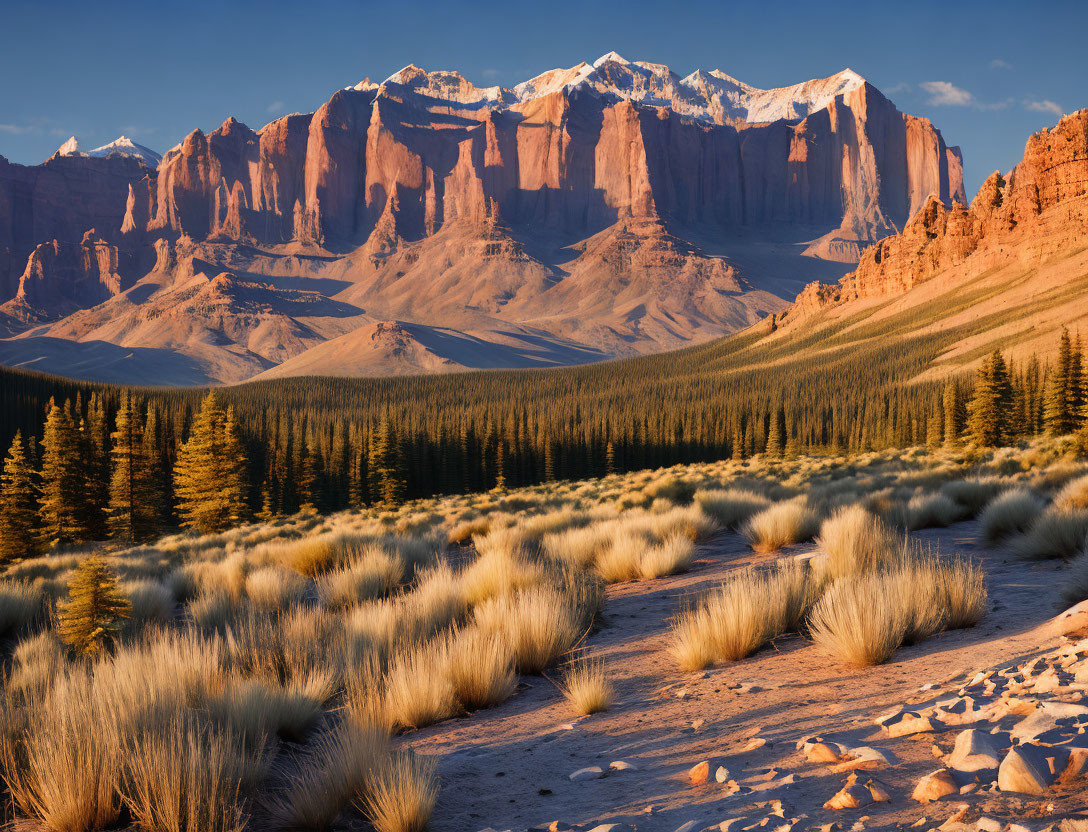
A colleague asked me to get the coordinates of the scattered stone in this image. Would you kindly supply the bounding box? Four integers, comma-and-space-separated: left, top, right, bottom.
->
912, 769, 959, 803
715, 765, 732, 783
691, 718, 706, 732
1058, 748, 1088, 783
948, 729, 1003, 773
586, 825, 635, 832
831, 746, 898, 773
805, 742, 845, 763
719, 820, 749, 832
609, 760, 638, 772
674, 822, 701, 832
998, 747, 1051, 795
569, 766, 605, 781
1049, 600, 1088, 639
885, 713, 941, 738
977, 818, 1003, 832
744, 737, 770, 752
816, 825, 842, 832
689, 760, 712, 784
823, 773, 887, 809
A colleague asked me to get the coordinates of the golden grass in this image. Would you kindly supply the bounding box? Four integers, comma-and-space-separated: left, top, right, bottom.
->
207, 676, 324, 745
671, 560, 819, 670
459, 547, 545, 605
245, 566, 308, 611
979, 488, 1045, 545
122, 579, 175, 625
559, 657, 614, 715
316, 545, 404, 608
0, 581, 44, 636
939, 478, 1007, 518
382, 641, 458, 730
1055, 474, 1088, 510
637, 534, 696, 579
809, 574, 906, 667
693, 487, 772, 528
357, 751, 438, 832
121, 716, 265, 832
474, 583, 584, 674
1061, 552, 1088, 607
817, 504, 903, 580
906, 493, 960, 530
741, 499, 820, 552
442, 627, 516, 711
0, 670, 123, 832
265, 722, 387, 830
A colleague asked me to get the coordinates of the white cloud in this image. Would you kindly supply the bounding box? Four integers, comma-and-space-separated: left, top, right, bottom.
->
1025, 99, 1063, 116
884, 82, 911, 95
919, 81, 975, 107
0, 124, 30, 134
266, 100, 285, 114
989, 59, 1013, 70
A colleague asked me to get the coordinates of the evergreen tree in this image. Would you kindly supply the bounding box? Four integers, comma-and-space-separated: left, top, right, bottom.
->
39, 401, 94, 546
765, 408, 783, 458
1070, 334, 1085, 433
0, 431, 39, 561
107, 393, 159, 542
967, 350, 1014, 447
57, 555, 130, 656
1045, 328, 1074, 435
943, 379, 961, 447
367, 417, 406, 508
173, 393, 249, 533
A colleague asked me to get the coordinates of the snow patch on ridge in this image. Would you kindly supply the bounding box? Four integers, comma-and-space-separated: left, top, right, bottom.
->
55, 135, 161, 166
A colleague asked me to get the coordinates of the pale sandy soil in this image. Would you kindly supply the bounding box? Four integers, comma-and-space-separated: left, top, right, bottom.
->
402, 521, 1085, 832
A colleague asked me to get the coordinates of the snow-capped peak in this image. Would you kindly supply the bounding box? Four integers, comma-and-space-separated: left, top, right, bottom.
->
56, 136, 80, 156
594, 51, 630, 67
86, 136, 162, 167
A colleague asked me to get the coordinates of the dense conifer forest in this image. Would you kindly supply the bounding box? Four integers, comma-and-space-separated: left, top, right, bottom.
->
0, 314, 1085, 549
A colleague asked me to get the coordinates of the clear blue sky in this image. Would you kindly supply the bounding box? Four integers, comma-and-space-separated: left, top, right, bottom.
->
1, 0, 1084, 197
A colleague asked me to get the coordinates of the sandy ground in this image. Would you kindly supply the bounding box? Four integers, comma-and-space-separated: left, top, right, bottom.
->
401, 521, 1087, 832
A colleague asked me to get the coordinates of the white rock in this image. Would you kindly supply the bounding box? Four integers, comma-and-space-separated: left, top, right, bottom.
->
609, 760, 638, 772
569, 766, 605, 781
948, 729, 1002, 773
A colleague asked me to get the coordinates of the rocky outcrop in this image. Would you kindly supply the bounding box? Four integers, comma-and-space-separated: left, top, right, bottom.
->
1, 230, 141, 323
0, 153, 152, 299
785, 109, 1088, 321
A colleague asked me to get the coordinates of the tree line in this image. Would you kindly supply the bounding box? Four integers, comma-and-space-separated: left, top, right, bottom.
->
0, 326, 1085, 558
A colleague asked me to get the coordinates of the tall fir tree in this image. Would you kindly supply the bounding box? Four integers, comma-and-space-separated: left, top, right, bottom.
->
58, 555, 130, 656
173, 392, 249, 533
367, 417, 406, 508
0, 431, 40, 561
943, 379, 961, 447
39, 401, 94, 546
967, 350, 1014, 447
107, 393, 159, 542
1044, 328, 1074, 435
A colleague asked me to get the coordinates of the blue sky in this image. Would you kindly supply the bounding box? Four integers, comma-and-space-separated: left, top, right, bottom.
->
1, 0, 1084, 196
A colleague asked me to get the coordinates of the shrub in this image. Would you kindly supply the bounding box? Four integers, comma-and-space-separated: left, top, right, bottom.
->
1061, 552, 1088, 607
1008, 508, 1088, 560
979, 488, 1045, 545
638, 534, 696, 579
559, 657, 614, 715
592, 530, 645, 582
817, 505, 903, 580
542, 524, 613, 570
741, 500, 820, 552
207, 676, 324, 745
58, 556, 131, 656
443, 627, 516, 711
906, 493, 960, 531
693, 488, 772, 528
940, 479, 1006, 518
357, 751, 438, 832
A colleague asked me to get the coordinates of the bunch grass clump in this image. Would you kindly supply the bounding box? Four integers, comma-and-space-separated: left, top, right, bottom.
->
559, 656, 614, 715
741, 499, 821, 553
979, 488, 1045, 545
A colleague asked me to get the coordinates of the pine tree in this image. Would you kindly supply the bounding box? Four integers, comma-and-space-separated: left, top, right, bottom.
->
173, 393, 249, 533
1069, 334, 1085, 433
57, 555, 130, 656
765, 408, 783, 458
367, 417, 406, 509
943, 379, 961, 447
967, 350, 1014, 447
1045, 328, 1074, 435
39, 401, 94, 546
107, 393, 159, 542
0, 431, 40, 561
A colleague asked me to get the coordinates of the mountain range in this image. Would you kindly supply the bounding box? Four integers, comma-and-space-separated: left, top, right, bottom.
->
0, 52, 967, 384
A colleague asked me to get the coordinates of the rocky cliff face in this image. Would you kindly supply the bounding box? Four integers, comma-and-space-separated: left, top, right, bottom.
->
0, 153, 152, 299
0, 53, 971, 383
785, 109, 1088, 321
138, 55, 963, 263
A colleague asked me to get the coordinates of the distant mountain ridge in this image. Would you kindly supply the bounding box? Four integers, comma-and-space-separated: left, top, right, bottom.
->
0, 52, 966, 384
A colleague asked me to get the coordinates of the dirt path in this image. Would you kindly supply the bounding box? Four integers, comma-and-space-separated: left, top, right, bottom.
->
406, 522, 1075, 832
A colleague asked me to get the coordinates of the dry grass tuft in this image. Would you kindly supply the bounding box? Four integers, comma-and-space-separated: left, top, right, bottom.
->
0, 581, 44, 636
559, 657, 614, 715
474, 583, 585, 674
382, 641, 459, 730
443, 627, 516, 711
316, 545, 403, 608
693, 488, 772, 528
906, 493, 960, 531
818, 505, 903, 580
809, 574, 906, 667
1007, 508, 1088, 560
940, 478, 1006, 518
1055, 474, 1088, 511
741, 499, 820, 553
1061, 552, 1088, 607
357, 751, 438, 832
245, 566, 308, 611
979, 488, 1045, 545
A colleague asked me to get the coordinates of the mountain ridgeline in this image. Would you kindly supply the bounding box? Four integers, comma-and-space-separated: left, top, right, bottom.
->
0, 53, 964, 384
